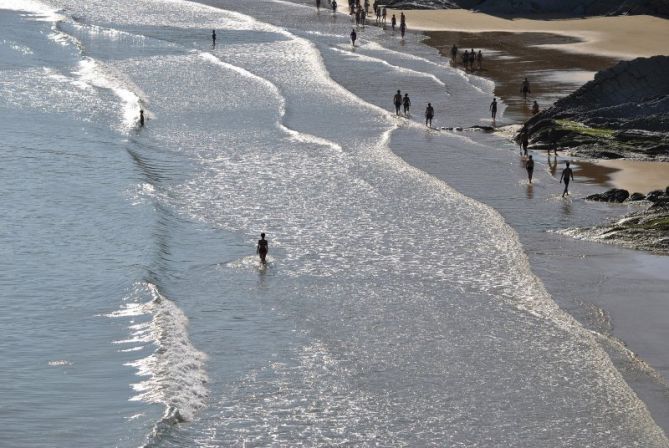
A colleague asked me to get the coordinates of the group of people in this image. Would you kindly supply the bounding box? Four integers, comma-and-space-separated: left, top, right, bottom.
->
450, 45, 483, 71
390, 12, 407, 38
392, 90, 434, 126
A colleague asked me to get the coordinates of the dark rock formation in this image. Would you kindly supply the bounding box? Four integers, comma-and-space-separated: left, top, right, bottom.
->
569, 186, 669, 254
520, 56, 669, 159
586, 188, 630, 203
629, 192, 646, 201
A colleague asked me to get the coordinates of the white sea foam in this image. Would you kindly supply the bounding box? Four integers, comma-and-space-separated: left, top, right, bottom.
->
73, 57, 144, 129
110, 282, 208, 424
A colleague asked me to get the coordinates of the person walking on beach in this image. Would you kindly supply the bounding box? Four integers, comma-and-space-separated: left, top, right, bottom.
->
316, 0, 321, 11
469, 48, 475, 70
521, 77, 531, 99
489, 97, 498, 123
257, 233, 269, 265
393, 90, 402, 115
425, 103, 434, 127
476, 50, 482, 69
400, 11, 406, 27
350, 28, 357, 46
450, 44, 458, 65
212, 29, 216, 47
400, 21, 406, 39
360, 8, 366, 27
139, 109, 145, 127
403, 93, 411, 116
382, 7, 387, 25
391, 14, 396, 31
521, 131, 529, 156
463, 50, 469, 70
526, 155, 534, 184
560, 161, 574, 197
332, 0, 337, 13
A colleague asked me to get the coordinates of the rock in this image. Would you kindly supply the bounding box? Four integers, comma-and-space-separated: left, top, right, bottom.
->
666, 186, 669, 195
629, 192, 646, 201
520, 56, 669, 159
646, 190, 667, 202
586, 188, 630, 203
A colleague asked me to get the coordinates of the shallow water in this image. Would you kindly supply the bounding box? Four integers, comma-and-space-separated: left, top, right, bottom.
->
1, 0, 668, 446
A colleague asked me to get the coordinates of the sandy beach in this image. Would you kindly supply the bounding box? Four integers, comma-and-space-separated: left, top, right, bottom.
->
388, 9, 669, 59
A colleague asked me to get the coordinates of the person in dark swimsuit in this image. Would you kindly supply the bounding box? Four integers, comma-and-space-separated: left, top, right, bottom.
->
526, 155, 534, 184
350, 28, 357, 46
400, 21, 406, 39
489, 97, 497, 123
139, 109, 144, 127
560, 161, 574, 197
402, 93, 411, 116
425, 102, 434, 127
212, 29, 216, 47
257, 233, 268, 264
393, 90, 402, 115
521, 132, 529, 156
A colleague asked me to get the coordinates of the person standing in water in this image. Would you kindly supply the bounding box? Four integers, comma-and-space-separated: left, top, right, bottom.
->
212, 29, 216, 47
489, 97, 498, 123
316, 0, 321, 11
526, 155, 534, 184
350, 28, 357, 46
476, 50, 482, 70
402, 93, 411, 116
425, 103, 434, 127
257, 233, 269, 265
393, 90, 402, 116
521, 77, 531, 99
391, 14, 396, 31
400, 21, 406, 39
139, 109, 145, 127
560, 161, 574, 197
332, 0, 337, 13
450, 44, 458, 65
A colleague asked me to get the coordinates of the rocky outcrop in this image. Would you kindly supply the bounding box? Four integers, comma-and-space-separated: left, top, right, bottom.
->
520, 56, 669, 159
566, 186, 669, 254
586, 188, 630, 203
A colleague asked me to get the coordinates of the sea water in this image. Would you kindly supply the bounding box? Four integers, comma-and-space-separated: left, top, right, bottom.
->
1, 0, 667, 446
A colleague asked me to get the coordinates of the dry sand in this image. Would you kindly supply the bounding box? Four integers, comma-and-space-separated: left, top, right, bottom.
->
388, 9, 669, 59
574, 159, 669, 193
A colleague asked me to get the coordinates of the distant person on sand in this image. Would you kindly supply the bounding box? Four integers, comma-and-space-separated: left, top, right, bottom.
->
350, 28, 357, 46
316, 0, 321, 11
526, 155, 534, 184
463, 50, 469, 70
425, 103, 434, 127
531, 100, 540, 115
212, 29, 216, 47
382, 7, 387, 25
476, 50, 482, 69
560, 161, 574, 197
139, 109, 145, 127
521, 77, 531, 99
400, 21, 406, 39
393, 90, 402, 115
332, 0, 337, 13
391, 14, 396, 31
400, 11, 406, 26
489, 97, 498, 123
403, 93, 411, 116
470, 48, 475, 69
257, 233, 269, 264
450, 44, 458, 64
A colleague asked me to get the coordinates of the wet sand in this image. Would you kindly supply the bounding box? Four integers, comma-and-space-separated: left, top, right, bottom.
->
423, 30, 616, 123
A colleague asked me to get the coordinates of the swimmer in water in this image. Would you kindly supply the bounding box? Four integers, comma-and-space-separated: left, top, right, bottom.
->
212, 29, 216, 47
257, 232, 268, 264
139, 109, 144, 127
